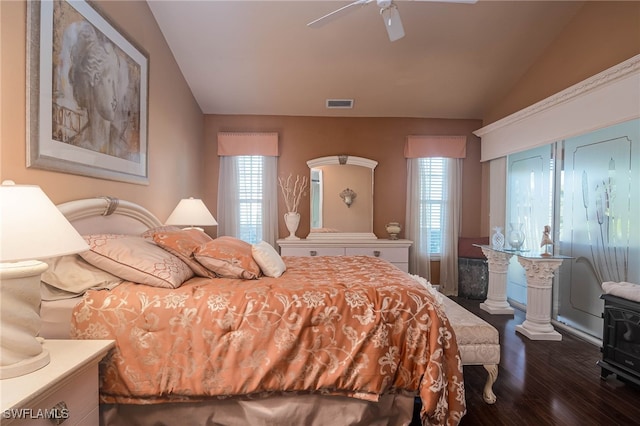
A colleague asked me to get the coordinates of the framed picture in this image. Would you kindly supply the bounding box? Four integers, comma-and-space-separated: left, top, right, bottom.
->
27, 0, 149, 184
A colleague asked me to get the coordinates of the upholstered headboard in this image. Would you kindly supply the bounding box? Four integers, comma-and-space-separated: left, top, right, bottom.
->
57, 197, 163, 235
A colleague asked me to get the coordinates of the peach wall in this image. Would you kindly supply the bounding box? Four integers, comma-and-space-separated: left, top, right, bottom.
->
0, 0, 204, 222
5, 1, 631, 248
320, 164, 372, 232
203, 115, 484, 240
483, 1, 640, 124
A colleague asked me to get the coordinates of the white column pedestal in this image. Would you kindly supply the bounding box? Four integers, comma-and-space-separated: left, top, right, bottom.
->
478, 246, 515, 316
514, 256, 564, 341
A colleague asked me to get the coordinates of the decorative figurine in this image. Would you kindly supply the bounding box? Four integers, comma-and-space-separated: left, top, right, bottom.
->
540, 225, 553, 257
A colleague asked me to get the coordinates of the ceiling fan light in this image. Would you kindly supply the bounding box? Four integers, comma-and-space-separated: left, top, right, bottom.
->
380, 5, 404, 42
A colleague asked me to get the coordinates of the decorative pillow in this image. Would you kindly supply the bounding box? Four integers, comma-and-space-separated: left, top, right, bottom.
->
194, 236, 261, 280
140, 225, 182, 240
80, 234, 194, 288
251, 241, 286, 278
40, 254, 122, 299
153, 229, 215, 278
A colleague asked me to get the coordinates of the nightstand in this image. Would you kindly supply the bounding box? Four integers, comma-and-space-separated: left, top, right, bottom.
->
1, 339, 114, 425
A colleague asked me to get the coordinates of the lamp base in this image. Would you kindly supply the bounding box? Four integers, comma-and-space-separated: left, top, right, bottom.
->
0, 260, 50, 379
0, 347, 50, 379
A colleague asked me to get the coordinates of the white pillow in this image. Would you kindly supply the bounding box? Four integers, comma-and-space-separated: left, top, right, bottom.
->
41, 255, 122, 299
251, 241, 286, 278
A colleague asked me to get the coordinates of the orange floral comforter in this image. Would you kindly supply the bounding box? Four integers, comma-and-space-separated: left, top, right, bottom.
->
71, 256, 465, 425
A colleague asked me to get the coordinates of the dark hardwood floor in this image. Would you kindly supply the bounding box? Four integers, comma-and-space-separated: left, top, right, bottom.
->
450, 297, 640, 426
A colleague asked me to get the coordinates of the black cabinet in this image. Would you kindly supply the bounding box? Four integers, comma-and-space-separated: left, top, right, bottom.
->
598, 294, 640, 387
458, 257, 488, 300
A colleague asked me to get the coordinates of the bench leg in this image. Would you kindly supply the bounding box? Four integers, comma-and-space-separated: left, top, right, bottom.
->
482, 364, 498, 404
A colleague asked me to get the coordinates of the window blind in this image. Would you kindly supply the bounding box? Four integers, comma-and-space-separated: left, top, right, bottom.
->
419, 157, 446, 254
237, 156, 264, 243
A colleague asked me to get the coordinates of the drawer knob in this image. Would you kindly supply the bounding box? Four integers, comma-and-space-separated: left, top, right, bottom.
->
373, 250, 381, 257
49, 401, 69, 425
310, 250, 317, 256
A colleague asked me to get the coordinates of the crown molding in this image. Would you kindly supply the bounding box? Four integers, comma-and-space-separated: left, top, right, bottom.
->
475, 55, 640, 138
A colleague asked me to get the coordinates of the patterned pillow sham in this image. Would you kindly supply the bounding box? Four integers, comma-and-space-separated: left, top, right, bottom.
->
140, 225, 182, 240
80, 234, 194, 289
153, 229, 216, 278
194, 236, 261, 279
251, 241, 286, 278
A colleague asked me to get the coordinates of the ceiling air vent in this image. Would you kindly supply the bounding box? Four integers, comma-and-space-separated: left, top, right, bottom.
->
326, 99, 354, 109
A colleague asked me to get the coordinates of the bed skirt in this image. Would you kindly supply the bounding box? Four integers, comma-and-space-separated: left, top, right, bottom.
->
100, 393, 416, 426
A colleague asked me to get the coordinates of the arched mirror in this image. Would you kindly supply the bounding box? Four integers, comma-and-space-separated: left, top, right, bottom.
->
307, 155, 377, 240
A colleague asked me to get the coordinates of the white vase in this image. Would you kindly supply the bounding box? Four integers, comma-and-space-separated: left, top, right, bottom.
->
284, 212, 301, 240
385, 222, 402, 240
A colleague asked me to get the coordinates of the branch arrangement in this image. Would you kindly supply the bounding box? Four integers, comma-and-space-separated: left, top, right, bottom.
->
278, 173, 308, 213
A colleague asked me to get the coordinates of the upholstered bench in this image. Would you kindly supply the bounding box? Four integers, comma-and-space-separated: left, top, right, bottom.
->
442, 296, 500, 404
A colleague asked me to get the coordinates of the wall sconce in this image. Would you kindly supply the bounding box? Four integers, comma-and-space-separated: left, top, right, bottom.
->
339, 188, 357, 208
165, 197, 218, 231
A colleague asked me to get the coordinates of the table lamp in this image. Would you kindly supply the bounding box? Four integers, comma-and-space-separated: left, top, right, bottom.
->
0, 180, 89, 379
165, 197, 217, 231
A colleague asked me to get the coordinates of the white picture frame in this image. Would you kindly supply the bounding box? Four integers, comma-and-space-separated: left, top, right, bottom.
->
27, 0, 149, 184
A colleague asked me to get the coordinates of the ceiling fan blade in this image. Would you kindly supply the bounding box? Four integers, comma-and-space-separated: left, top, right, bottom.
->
307, 0, 372, 28
380, 5, 405, 42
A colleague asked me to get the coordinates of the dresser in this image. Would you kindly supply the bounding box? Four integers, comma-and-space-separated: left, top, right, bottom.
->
1, 339, 114, 426
277, 239, 412, 272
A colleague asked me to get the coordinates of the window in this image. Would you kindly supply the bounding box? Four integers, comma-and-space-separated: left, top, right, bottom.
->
237, 156, 264, 243
418, 157, 446, 255
217, 155, 277, 245
406, 154, 461, 292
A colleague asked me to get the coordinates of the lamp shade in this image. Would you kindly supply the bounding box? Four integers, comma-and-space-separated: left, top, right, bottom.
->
165, 197, 217, 227
0, 181, 88, 262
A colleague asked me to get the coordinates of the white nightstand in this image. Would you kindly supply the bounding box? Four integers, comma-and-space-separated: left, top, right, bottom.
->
1, 339, 114, 425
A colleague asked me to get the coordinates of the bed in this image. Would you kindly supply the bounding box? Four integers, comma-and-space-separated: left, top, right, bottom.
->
39, 197, 466, 426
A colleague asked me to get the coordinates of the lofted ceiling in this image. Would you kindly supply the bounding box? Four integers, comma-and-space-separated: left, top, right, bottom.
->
147, 0, 585, 119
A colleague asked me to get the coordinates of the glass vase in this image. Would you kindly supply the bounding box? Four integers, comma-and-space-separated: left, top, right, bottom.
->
508, 222, 525, 251
491, 226, 505, 249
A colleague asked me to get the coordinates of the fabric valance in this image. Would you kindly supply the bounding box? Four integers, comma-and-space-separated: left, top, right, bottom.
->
404, 135, 467, 159
217, 132, 279, 156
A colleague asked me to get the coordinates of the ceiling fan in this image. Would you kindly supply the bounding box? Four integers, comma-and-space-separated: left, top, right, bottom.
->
307, 0, 477, 42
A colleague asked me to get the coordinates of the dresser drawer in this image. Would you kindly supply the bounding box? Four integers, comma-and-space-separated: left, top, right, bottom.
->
393, 263, 409, 273
76, 406, 99, 426
281, 247, 345, 257
346, 246, 408, 263
4, 364, 98, 426
1, 340, 113, 426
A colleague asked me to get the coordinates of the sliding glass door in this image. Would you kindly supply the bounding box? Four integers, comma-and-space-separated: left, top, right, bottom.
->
506, 119, 639, 338
556, 120, 640, 337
